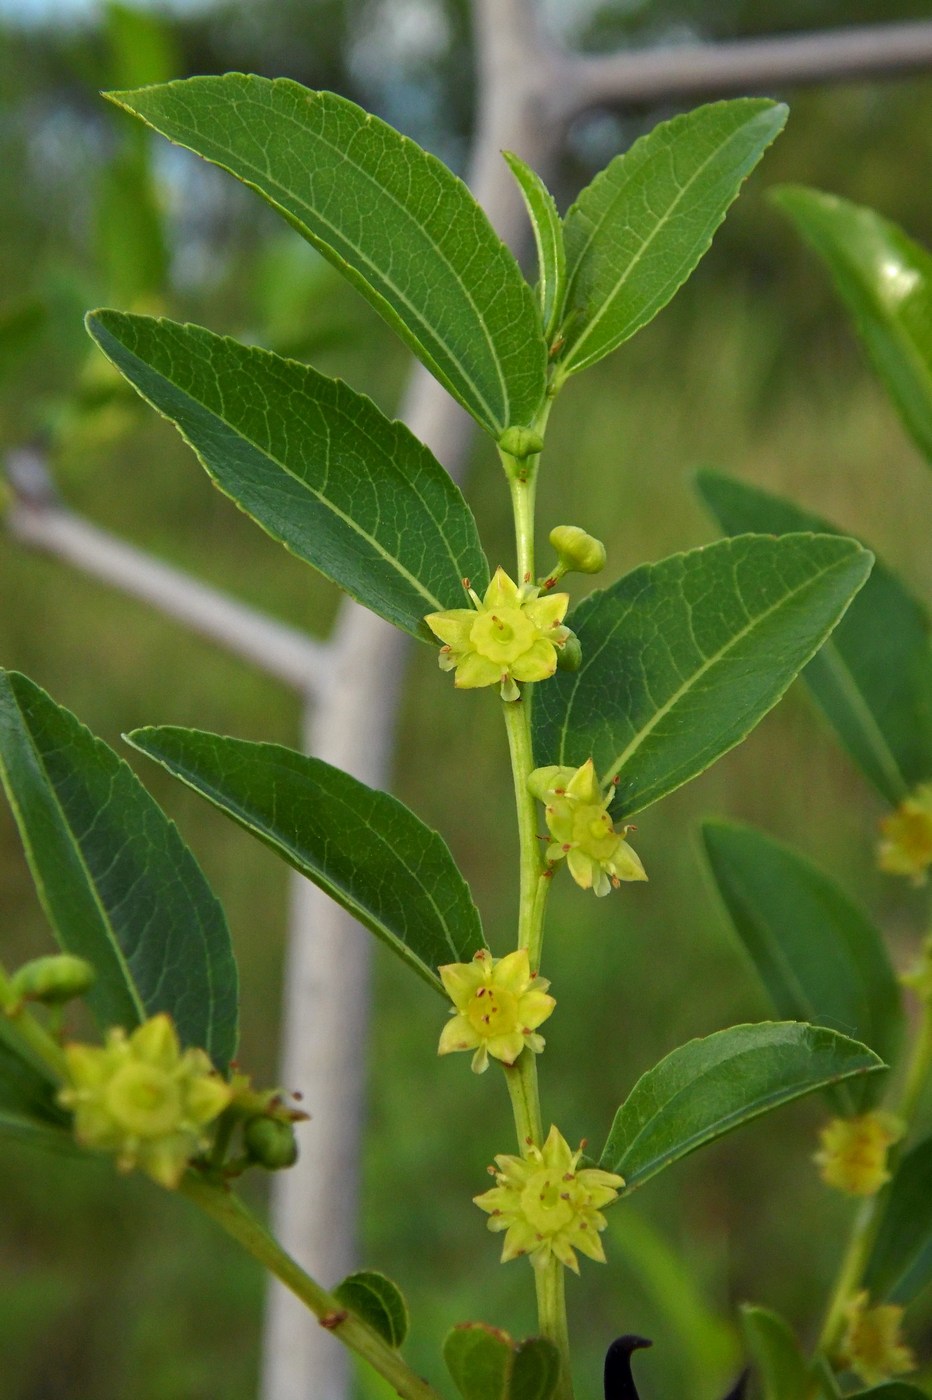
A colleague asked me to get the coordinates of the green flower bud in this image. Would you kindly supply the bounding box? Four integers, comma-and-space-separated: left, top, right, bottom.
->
244, 1115, 299, 1170
556, 631, 582, 672
498, 426, 545, 460
548, 525, 606, 576
11, 954, 95, 1006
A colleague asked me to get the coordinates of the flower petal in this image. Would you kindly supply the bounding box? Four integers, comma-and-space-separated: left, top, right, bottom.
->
455, 652, 503, 689
510, 639, 557, 682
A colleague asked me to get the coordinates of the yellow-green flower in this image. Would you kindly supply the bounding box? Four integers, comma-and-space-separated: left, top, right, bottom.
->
838, 1292, 915, 1387
877, 784, 932, 884
529, 759, 647, 896
814, 1111, 905, 1197
59, 1013, 232, 1189
425, 567, 570, 702
474, 1125, 623, 1272
438, 948, 555, 1074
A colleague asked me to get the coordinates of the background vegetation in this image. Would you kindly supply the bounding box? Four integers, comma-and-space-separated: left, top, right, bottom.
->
1, 2, 931, 1396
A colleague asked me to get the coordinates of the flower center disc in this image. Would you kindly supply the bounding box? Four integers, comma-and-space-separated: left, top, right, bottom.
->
105, 1063, 183, 1137
471, 608, 535, 664
467, 987, 518, 1038
521, 1169, 575, 1234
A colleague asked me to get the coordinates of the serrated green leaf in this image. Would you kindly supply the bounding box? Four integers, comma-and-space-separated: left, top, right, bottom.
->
86, 311, 488, 641
503, 153, 566, 341
599, 1022, 885, 1191
125, 726, 484, 993
444, 1324, 512, 1400
0, 672, 238, 1069
739, 1305, 807, 1400
774, 186, 932, 466
865, 1135, 932, 1305
509, 1339, 560, 1400
0, 1027, 70, 1148
106, 76, 547, 436
701, 821, 903, 1114
333, 1271, 409, 1349
696, 470, 932, 804
533, 534, 873, 819
558, 99, 787, 376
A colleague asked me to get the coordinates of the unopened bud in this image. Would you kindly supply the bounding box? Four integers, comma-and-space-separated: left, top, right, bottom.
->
498, 426, 545, 460
549, 526, 606, 576
556, 632, 582, 672
244, 1115, 299, 1170
11, 954, 95, 1006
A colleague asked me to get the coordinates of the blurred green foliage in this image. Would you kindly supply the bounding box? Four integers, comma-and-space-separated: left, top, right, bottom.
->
1, 2, 932, 1398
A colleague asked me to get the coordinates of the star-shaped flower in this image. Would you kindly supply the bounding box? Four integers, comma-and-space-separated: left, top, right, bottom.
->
877, 783, 932, 884
529, 760, 647, 896
814, 1110, 904, 1197
438, 948, 555, 1074
59, 1013, 232, 1189
425, 567, 570, 702
474, 1124, 623, 1272
839, 1292, 915, 1387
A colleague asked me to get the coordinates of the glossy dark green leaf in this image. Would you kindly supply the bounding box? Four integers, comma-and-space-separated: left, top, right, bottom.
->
0, 1027, 70, 1148
86, 311, 488, 641
443, 1325, 559, 1400
558, 99, 786, 376
125, 727, 484, 993
701, 821, 903, 1113
533, 534, 873, 818
0, 672, 238, 1069
696, 470, 932, 804
510, 1339, 561, 1400
774, 186, 932, 465
333, 1271, 408, 1349
106, 76, 547, 437
503, 152, 566, 341
865, 1135, 932, 1304
600, 1022, 884, 1191
445, 1325, 513, 1400
739, 1304, 807, 1400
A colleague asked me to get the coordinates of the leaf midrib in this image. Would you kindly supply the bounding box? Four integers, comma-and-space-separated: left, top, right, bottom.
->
0, 698, 145, 1025
140, 742, 469, 988
811, 637, 907, 799
107, 327, 450, 613
564, 118, 754, 369
559, 547, 860, 787
616, 1052, 871, 1185
144, 85, 515, 431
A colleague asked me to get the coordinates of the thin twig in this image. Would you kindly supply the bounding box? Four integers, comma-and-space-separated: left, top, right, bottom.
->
4, 449, 328, 697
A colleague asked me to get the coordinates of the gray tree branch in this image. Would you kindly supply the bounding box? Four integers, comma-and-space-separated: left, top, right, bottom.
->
553, 20, 932, 120
4, 447, 327, 696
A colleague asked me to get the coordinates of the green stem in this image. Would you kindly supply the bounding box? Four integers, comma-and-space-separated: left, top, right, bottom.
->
535, 1260, 574, 1400
179, 1174, 445, 1400
817, 1196, 877, 1355
502, 698, 549, 967
503, 1050, 543, 1150
498, 416, 573, 1399
507, 467, 538, 585
817, 993, 932, 1356
0, 961, 68, 1081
